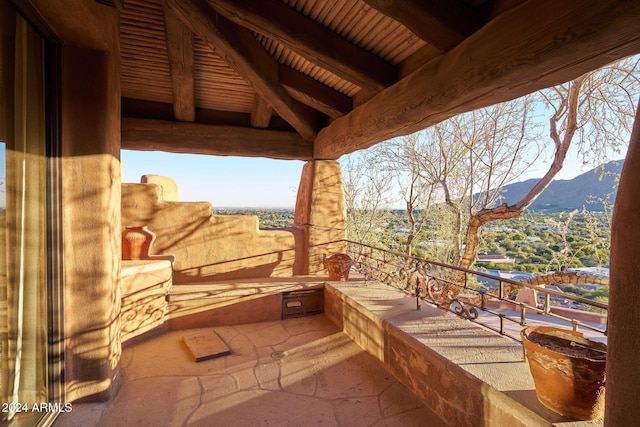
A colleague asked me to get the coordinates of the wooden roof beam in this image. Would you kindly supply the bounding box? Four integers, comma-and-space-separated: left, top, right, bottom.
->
362, 0, 479, 51
122, 118, 312, 160
162, 5, 196, 122
279, 66, 352, 119
207, 0, 396, 93
314, 0, 640, 159
163, 0, 320, 141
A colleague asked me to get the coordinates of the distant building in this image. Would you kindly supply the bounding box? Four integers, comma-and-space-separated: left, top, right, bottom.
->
476, 269, 535, 288
476, 253, 516, 264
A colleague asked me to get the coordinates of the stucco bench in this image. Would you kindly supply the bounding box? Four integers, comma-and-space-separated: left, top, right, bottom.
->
166, 276, 326, 329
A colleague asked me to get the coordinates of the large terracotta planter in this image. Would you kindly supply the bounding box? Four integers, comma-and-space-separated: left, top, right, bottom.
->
521, 326, 607, 420
122, 226, 156, 260
324, 254, 353, 281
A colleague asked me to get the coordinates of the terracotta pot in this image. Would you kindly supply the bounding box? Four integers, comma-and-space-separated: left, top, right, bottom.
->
521, 326, 607, 420
325, 254, 353, 281
122, 226, 156, 260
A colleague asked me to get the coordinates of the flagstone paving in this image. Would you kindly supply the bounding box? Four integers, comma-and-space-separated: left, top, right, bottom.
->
54, 315, 446, 426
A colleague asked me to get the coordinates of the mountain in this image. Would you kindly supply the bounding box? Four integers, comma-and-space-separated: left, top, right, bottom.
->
496, 160, 623, 211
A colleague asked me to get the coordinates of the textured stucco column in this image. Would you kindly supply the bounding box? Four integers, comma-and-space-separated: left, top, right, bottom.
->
294, 160, 347, 274
60, 42, 122, 400
606, 98, 640, 425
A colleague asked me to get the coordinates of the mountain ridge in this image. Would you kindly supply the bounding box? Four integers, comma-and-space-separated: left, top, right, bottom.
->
496, 160, 622, 211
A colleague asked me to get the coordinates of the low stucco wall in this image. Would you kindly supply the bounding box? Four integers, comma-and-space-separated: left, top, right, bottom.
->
324, 281, 572, 427
121, 179, 304, 283
120, 260, 172, 343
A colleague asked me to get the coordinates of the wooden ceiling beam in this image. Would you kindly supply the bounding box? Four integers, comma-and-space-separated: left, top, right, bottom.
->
398, 45, 442, 79
362, 0, 479, 51
208, 0, 396, 92
122, 117, 312, 160
251, 96, 272, 128
279, 66, 352, 119
162, 4, 196, 122
163, 0, 320, 141
484, 0, 527, 20
314, 0, 640, 159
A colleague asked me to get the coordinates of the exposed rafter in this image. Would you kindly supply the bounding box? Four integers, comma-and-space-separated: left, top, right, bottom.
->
163, 0, 320, 141
122, 117, 312, 160
279, 66, 351, 119
162, 4, 196, 122
398, 45, 442, 79
96, 0, 123, 10
362, 0, 479, 51
207, 0, 397, 93
120, 0, 640, 163
315, 0, 640, 159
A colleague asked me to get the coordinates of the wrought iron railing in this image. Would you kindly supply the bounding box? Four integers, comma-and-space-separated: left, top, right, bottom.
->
344, 240, 608, 342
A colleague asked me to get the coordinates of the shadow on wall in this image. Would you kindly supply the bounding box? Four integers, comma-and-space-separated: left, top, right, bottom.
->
121, 176, 305, 283
178, 248, 287, 281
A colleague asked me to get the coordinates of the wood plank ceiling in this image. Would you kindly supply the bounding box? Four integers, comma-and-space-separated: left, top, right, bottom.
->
120, 0, 640, 161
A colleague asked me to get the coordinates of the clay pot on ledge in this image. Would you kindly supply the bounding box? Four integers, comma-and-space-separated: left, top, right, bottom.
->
324, 253, 353, 281
521, 326, 607, 421
122, 226, 156, 260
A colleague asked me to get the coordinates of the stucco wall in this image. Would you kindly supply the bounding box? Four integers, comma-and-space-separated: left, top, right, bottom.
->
61, 45, 123, 402
8, 0, 125, 403
294, 160, 347, 274
122, 179, 304, 283
35, 0, 124, 403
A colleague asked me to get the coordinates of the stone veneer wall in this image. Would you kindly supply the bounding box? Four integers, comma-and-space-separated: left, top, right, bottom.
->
324, 282, 557, 427
122, 178, 305, 283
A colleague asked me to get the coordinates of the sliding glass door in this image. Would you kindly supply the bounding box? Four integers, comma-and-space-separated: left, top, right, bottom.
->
1, 2, 61, 425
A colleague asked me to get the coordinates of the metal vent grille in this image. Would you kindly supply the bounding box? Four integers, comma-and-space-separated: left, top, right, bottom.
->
282, 289, 324, 319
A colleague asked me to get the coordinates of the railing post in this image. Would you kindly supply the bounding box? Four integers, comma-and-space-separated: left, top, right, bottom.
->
544, 294, 551, 314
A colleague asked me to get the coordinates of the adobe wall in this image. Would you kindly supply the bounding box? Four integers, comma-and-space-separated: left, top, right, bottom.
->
294, 160, 347, 273
60, 48, 122, 401
26, 0, 124, 402
122, 178, 305, 283
607, 98, 640, 426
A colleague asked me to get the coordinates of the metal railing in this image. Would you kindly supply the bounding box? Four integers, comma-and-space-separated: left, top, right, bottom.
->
344, 240, 608, 342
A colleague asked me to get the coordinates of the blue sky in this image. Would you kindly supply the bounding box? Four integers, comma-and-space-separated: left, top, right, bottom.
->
0, 143, 627, 210
121, 150, 304, 208
121, 141, 623, 208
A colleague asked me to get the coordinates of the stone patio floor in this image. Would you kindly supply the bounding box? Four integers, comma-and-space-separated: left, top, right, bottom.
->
53, 315, 446, 427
